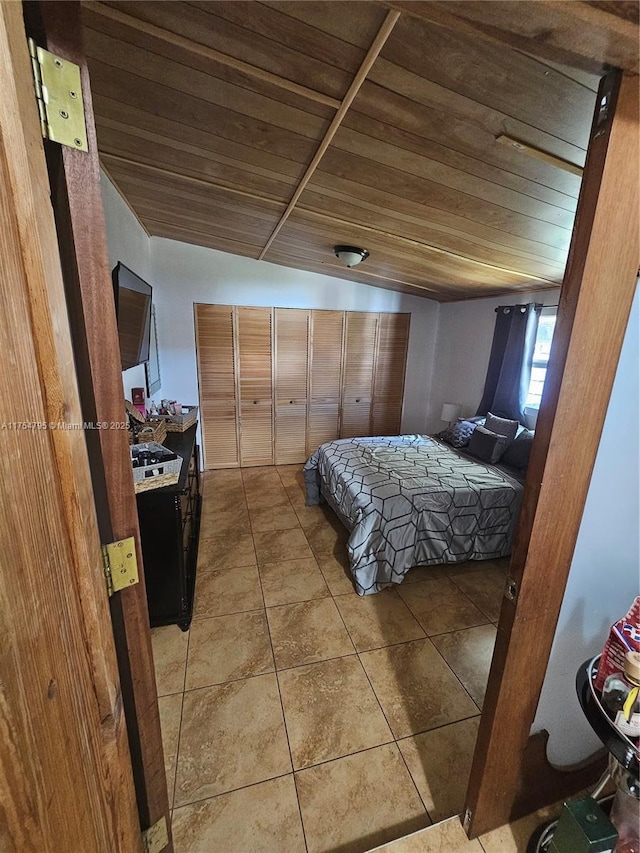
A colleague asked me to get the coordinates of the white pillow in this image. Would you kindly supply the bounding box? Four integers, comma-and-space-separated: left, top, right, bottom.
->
485, 412, 519, 443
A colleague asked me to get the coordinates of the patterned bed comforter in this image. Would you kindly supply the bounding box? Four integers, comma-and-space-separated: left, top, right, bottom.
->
303, 435, 523, 595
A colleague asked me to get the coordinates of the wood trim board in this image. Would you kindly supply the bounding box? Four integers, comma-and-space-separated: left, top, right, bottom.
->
464, 69, 639, 837
88, 1, 342, 109
0, 1, 141, 848
26, 0, 172, 845
258, 9, 400, 259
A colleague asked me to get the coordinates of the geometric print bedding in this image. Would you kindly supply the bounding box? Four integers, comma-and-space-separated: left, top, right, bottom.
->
304, 435, 523, 595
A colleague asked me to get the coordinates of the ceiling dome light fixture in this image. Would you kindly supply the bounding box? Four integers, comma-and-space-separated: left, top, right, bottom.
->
333, 245, 369, 268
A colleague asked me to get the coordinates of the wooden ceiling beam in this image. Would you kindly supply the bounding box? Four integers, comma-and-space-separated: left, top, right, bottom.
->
383, 1, 638, 75
257, 9, 401, 261
496, 135, 584, 177
85, 2, 342, 109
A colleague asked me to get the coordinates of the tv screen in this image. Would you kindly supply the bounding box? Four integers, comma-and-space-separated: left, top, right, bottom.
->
112, 262, 152, 371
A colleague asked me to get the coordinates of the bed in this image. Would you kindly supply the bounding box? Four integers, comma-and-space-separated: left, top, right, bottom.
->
303, 434, 524, 595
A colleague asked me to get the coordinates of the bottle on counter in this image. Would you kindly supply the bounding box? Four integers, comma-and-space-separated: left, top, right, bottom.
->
602, 651, 640, 739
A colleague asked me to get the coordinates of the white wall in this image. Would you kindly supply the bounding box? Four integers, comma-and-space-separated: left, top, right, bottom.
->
149, 237, 441, 436
426, 289, 559, 432
100, 172, 152, 401
533, 287, 640, 765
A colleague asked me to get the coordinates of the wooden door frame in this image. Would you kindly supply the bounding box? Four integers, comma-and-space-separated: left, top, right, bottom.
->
465, 69, 639, 836
22, 1, 172, 848
0, 2, 142, 849
12, 0, 637, 844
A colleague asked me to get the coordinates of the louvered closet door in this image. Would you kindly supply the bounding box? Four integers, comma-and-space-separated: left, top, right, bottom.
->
237, 307, 274, 467
274, 308, 309, 464
372, 313, 410, 435
307, 310, 344, 454
195, 304, 239, 468
340, 311, 378, 438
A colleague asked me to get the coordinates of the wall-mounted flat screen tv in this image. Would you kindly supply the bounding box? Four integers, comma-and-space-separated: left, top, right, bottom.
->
112, 262, 152, 371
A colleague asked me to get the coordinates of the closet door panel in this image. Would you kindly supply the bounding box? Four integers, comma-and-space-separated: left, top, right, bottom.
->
372, 313, 410, 435
274, 308, 309, 464
309, 310, 344, 401
275, 404, 307, 464
237, 307, 273, 467
195, 303, 239, 468
308, 402, 340, 451
340, 311, 377, 438
307, 310, 344, 454
340, 402, 373, 439
239, 401, 274, 466
274, 308, 309, 401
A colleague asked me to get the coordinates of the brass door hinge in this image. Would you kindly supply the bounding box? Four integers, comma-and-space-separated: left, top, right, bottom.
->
28, 38, 88, 151
142, 817, 169, 853
102, 537, 139, 597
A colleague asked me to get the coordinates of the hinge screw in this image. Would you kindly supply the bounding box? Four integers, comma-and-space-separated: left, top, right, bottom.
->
69, 90, 77, 99
59, 109, 69, 119
54, 58, 62, 68
74, 138, 82, 147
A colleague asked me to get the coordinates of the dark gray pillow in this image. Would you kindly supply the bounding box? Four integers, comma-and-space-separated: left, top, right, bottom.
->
501, 429, 535, 470
468, 426, 509, 464
438, 419, 477, 448
485, 412, 519, 442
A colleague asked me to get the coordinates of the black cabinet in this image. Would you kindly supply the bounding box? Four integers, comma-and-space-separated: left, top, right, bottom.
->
136, 424, 201, 631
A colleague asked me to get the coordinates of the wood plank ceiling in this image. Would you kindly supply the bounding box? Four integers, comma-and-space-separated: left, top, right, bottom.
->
80, 1, 636, 301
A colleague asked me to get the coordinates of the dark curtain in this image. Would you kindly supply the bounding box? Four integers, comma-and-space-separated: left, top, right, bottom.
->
476, 303, 541, 422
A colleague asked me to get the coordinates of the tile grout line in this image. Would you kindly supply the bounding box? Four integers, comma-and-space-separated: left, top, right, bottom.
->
169, 679, 186, 817
197, 469, 496, 846
172, 770, 297, 814
427, 639, 483, 716
170, 475, 227, 815
403, 578, 499, 711
303, 493, 485, 771
329, 591, 433, 830
256, 464, 310, 853
187, 469, 309, 845
329, 578, 486, 745
330, 593, 393, 725
394, 594, 489, 713
333, 589, 482, 830
261, 616, 310, 851
395, 739, 436, 828
163, 474, 216, 820
446, 571, 503, 624
398, 571, 499, 638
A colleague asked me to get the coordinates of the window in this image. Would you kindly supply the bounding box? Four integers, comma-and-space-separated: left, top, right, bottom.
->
525, 308, 556, 409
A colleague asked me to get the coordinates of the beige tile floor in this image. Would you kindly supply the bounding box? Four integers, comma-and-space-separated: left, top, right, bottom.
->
152, 464, 514, 853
